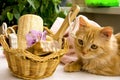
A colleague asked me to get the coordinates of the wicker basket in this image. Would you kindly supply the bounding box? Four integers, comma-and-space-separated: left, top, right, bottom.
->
0, 5, 80, 79
0, 25, 68, 79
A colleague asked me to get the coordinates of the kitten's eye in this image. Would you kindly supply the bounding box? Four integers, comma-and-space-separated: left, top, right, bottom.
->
78, 39, 83, 45
91, 44, 98, 49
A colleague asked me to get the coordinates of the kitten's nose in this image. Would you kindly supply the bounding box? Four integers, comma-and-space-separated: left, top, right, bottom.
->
82, 51, 87, 55
82, 49, 87, 55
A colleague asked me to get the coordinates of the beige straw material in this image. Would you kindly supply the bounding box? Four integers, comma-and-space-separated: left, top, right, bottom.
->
0, 35, 9, 50
0, 25, 68, 79
1, 34, 68, 79
17, 14, 43, 49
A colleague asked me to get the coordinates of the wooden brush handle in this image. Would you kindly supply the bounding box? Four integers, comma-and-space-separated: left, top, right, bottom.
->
53, 5, 80, 40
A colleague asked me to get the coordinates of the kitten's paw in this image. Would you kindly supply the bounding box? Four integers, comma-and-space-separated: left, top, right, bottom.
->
64, 61, 81, 72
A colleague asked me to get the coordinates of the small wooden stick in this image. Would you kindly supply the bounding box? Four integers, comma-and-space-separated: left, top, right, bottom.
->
53, 5, 80, 40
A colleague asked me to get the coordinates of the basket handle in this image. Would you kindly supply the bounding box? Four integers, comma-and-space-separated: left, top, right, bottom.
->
53, 5, 80, 40
7, 27, 16, 34
2, 22, 8, 37
2, 22, 16, 37
0, 23, 17, 50
0, 35, 10, 50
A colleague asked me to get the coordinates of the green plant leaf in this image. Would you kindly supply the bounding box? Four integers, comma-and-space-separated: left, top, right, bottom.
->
18, 4, 25, 12
34, 0, 40, 9
58, 11, 67, 18
13, 8, 20, 20
7, 12, 13, 21
54, 4, 59, 14
0, 0, 66, 28
52, 0, 61, 4
27, 0, 36, 10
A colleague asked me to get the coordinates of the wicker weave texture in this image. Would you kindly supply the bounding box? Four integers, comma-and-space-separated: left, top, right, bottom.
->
0, 27, 68, 79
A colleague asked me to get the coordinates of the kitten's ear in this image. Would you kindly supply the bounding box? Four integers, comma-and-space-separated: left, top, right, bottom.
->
100, 27, 113, 38
79, 17, 87, 27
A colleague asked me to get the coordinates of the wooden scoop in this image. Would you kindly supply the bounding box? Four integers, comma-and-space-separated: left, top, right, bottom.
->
53, 5, 80, 41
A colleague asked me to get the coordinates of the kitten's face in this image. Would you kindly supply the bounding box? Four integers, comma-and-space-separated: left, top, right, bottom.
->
74, 17, 113, 59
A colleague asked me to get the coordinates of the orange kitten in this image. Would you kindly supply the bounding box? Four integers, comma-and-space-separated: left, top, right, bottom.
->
64, 17, 120, 76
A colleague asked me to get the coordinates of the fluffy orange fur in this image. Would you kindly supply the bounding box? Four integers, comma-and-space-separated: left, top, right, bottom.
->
64, 17, 120, 76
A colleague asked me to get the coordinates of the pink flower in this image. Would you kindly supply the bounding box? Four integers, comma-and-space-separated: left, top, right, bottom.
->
26, 30, 47, 47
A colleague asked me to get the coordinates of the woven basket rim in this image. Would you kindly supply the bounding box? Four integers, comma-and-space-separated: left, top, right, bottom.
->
4, 43, 67, 62
0, 25, 68, 62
